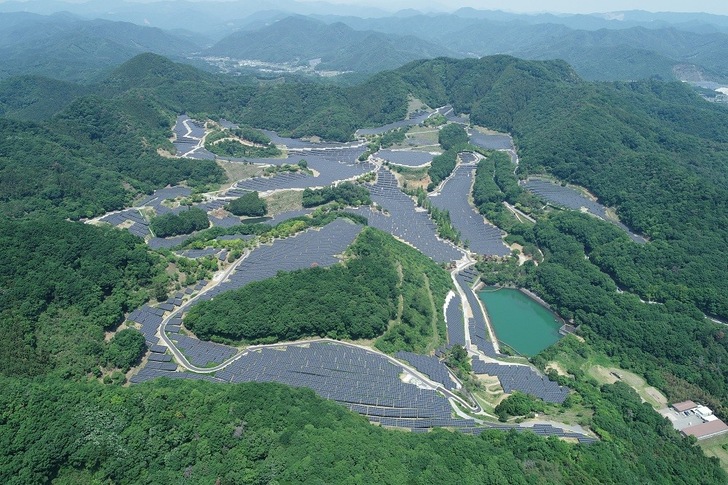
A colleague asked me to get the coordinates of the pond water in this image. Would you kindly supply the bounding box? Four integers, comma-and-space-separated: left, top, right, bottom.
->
478, 288, 563, 356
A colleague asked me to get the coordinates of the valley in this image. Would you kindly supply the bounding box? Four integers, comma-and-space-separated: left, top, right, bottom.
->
1, 5, 728, 480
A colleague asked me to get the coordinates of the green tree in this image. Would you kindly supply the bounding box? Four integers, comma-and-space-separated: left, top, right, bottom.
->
226, 191, 267, 217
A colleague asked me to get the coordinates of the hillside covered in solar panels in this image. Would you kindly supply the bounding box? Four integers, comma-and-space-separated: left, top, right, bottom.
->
2, 46, 728, 483
185, 227, 451, 352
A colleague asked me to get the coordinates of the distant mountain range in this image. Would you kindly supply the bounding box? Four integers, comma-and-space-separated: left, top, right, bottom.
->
204, 16, 455, 74
0, 12, 201, 82
1, 5, 728, 83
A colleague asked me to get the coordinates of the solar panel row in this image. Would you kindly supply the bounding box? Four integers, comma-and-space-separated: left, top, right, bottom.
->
429, 164, 510, 257
351, 169, 463, 264
471, 360, 569, 404
395, 351, 458, 390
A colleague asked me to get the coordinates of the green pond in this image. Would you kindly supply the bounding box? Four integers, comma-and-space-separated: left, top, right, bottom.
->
478, 288, 563, 356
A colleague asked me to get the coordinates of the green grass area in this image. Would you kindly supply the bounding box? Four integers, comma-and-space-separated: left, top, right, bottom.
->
539, 336, 667, 410
700, 435, 728, 474
264, 190, 304, 215
216, 160, 265, 189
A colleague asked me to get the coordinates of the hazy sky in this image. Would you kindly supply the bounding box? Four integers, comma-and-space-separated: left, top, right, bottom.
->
300, 0, 728, 15
1, 0, 727, 15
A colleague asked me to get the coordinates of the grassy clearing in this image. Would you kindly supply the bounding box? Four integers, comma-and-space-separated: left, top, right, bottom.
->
216, 160, 265, 190
264, 190, 303, 215
699, 435, 728, 473
397, 126, 439, 148
407, 96, 429, 115
544, 338, 667, 410
391, 166, 430, 191
588, 365, 667, 409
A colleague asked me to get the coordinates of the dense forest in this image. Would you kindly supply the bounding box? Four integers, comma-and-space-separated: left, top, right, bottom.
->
0, 218, 161, 378
150, 207, 210, 237
185, 228, 451, 353
301, 182, 371, 208
226, 191, 267, 217
1, 377, 723, 484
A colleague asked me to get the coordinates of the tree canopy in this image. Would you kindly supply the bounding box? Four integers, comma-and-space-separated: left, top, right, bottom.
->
225, 191, 267, 217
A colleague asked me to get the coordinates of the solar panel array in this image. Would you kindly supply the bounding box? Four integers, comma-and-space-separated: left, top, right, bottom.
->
263, 209, 314, 226
395, 351, 457, 390
196, 219, 363, 303
445, 294, 466, 346
261, 130, 359, 150
459, 152, 478, 164
127, 304, 163, 344
233, 171, 312, 191
351, 169, 463, 264
99, 209, 150, 238
215, 341, 476, 430
355, 111, 430, 136
481, 422, 596, 443
126, 280, 207, 345
148, 234, 193, 249
523, 179, 646, 244
472, 360, 569, 404
468, 131, 514, 150
377, 150, 433, 167
169, 333, 238, 367
228, 156, 375, 193
172, 115, 209, 158
429, 165, 510, 257
210, 215, 242, 228
438, 105, 469, 125
136, 186, 192, 208
455, 272, 499, 358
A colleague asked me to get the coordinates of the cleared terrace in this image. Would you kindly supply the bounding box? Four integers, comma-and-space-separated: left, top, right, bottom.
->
377, 149, 434, 167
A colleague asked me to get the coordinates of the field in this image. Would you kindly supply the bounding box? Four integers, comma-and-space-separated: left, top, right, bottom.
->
545, 339, 667, 410
264, 189, 304, 215
215, 160, 265, 190
700, 435, 728, 473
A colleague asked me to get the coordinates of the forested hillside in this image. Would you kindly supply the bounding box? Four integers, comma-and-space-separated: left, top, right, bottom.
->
185, 228, 451, 353
1, 377, 723, 484
392, 56, 728, 321
0, 63, 226, 219
206, 15, 454, 74
0, 218, 161, 378
0, 12, 201, 82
